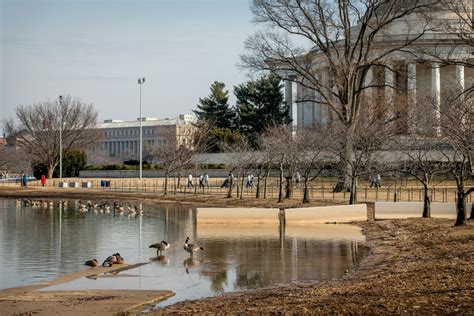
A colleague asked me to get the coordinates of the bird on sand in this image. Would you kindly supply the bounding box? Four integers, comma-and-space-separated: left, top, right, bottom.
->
183, 237, 204, 257
84, 259, 99, 268
149, 241, 170, 256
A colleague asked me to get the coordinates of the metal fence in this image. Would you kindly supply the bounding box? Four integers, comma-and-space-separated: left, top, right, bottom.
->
0, 177, 471, 204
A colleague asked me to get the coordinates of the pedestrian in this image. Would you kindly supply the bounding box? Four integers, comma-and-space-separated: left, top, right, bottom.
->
376, 174, 382, 187
370, 174, 377, 188
41, 175, 46, 187
250, 174, 254, 188
199, 174, 204, 188
187, 174, 193, 188
295, 171, 301, 188
204, 173, 209, 187
22, 173, 28, 187
246, 174, 252, 188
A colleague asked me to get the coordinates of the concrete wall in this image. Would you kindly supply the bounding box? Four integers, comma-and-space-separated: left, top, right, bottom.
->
285, 204, 368, 224
197, 208, 280, 224
374, 202, 472, 219
197, 204, 368, 225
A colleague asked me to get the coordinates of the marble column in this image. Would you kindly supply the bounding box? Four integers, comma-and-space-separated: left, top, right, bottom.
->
431, 62, 441, 136
407, 63, 417, 133
285, 80, 293, 123
455, 64, 465, 92
385, 63, 395, 108
364, 66, 374, 119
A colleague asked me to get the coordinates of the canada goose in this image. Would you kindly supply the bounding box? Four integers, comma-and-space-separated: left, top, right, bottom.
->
84, 259, 99, 268
102, 254, 117, 267
78, 201, 87, 209
183, 237, 204, 257
149, 241, 170, 256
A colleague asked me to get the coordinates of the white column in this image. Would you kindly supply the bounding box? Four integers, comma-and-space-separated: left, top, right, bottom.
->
431, 62, 441, 136
385, 63, 395, 108
364, 66, 374, 119
296, 83, 303, 131
407, 63, 417, 133
455, 64, 465, 92
285, 80, 293, 123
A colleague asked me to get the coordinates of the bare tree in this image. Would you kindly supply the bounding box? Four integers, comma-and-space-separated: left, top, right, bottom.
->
440, 90, 473, 226
148, 122, 212, 196
242, 0, 435, 191
222, 140, 256, 199
4, 96, 98, 178
260, 124, 296, 202
296, 126, 334, 204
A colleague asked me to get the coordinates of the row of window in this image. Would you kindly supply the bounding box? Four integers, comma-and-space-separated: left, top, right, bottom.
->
104, 129, 156, 137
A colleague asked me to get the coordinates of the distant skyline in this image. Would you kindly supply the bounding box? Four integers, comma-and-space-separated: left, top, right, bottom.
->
0, 0, 256, 129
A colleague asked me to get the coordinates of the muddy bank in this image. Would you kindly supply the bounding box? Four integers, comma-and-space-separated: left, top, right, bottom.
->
0, 186, 341, 208
156, 219, 473, 314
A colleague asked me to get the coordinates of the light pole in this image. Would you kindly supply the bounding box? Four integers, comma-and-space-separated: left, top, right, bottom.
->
138, 77, 145, 179
59, 95, 63, 180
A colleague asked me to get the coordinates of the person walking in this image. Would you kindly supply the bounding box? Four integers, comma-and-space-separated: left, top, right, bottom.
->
187, 174, 193, 188
204, 173, 209, 187
295, 171, 301, 188
199, 174, 204, 188
21, 173, 28, 187
376, 174, 382, 187
41, 175, 46, 187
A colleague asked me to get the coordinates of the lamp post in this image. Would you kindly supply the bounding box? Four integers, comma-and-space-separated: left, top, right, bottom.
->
138, 77, 145, 179
59, 95, 63, 180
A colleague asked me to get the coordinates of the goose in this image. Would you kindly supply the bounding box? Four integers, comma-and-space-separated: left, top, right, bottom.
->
84, 259, 99, 268
78, 201, 87, 209
183, 237, 204, 257
134, 205, 143, 214
149, 241, 170, 256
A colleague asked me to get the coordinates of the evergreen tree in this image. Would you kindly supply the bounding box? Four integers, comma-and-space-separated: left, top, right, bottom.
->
194, 81, 235, 128
235, 75, 291, 142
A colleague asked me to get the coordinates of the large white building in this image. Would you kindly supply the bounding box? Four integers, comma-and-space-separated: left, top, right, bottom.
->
86, 114, 195, 163
281, 1, 473, 132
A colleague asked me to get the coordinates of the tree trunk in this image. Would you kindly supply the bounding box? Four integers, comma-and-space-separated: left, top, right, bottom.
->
240, 174, 245, 199
164, 172, 169, 196
334, 126, 354, 193
454, 189, 466, 226
422, 185, 431, 218
47, 164, 55, 179
226, 176, 233, 198
264, 169, 269, 199
349, 177, 358, 205
303, 179, 310, 204
285, 176, 293, 199
256, 176, 261, 199
278, 164, 283, 203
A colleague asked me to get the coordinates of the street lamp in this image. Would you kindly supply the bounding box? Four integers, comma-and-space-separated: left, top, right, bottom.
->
59, 95, 63, 180
138, 77, 145, 179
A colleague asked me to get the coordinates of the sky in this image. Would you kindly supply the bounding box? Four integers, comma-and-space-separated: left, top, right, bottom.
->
0, 0, 257, 130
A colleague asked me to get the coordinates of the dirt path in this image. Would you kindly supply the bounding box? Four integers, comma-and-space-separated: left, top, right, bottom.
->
155, 219, 473, 314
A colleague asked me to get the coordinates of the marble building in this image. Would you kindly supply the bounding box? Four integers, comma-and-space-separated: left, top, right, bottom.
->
282, 2, 473, 132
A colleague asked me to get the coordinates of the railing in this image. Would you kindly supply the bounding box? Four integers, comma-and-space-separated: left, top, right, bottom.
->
0, 177, 471, 204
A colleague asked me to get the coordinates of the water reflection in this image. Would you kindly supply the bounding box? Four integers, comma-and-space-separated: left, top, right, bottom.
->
0, 198, 367, 306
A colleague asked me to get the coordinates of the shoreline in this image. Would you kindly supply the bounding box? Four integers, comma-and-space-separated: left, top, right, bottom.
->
1, 187, 472, 314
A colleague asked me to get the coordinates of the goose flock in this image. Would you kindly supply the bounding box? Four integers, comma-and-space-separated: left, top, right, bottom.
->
16, 199, 143, 216
84, 237, 204, 270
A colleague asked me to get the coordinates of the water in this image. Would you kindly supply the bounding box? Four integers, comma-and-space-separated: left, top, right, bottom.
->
0, 198, 367, 306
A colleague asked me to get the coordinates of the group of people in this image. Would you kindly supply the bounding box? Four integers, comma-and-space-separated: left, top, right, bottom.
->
370, 173, 382, 188
187, 173, 210, 188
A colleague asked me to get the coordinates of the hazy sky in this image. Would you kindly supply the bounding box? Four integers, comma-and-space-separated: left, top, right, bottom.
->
0, 0, 256, 127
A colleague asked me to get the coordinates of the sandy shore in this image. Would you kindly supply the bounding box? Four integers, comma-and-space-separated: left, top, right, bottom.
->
0, 264, 173, 315
1, 187, 472, 314
156, 218, 473, 315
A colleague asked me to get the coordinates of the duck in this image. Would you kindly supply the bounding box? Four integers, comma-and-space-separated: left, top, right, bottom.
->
84, 259, 99, 268
183, 237, 204, 257
149, 241, 170, 256
114, 253, 124, 264
102, 254, 117, 267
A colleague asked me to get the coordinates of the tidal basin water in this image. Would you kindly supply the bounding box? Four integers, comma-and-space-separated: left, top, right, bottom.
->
0, 198, 367, 306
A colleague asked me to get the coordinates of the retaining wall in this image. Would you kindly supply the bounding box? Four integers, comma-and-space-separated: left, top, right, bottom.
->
285, 204, 368, 224
374, 202, 471, 219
